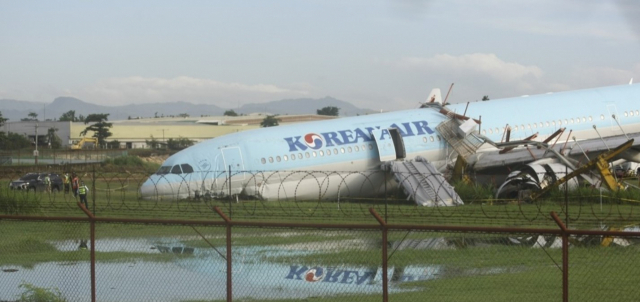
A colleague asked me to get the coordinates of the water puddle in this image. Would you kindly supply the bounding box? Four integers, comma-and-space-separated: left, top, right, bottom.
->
0, 237, 522, 301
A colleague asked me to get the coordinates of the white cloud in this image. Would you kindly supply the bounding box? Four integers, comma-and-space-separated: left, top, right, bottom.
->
72, 76, 311, 106
443, 0, 636, 41
398, 53, 543, 88
568, 64, 640, 88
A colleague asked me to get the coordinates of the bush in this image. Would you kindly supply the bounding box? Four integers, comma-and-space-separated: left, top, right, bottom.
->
18, 282, 67, 302
167, 137, 195, 150
0, 188, 41, 215
452, 181, 496, 203
104, 155, 144, 166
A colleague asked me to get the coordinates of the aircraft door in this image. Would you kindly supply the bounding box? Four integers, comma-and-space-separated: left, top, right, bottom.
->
371, 128, 405, 162
221, 147, 246, 182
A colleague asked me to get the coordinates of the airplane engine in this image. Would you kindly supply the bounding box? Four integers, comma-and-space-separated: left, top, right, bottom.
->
495, 163, 578, 200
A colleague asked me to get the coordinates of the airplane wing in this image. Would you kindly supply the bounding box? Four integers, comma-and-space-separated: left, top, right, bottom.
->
469, 132, 640, 171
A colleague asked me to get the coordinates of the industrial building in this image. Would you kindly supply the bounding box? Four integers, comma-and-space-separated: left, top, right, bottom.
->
0, 114, 336, 149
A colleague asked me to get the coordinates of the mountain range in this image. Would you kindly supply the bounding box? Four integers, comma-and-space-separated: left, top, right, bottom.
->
0, 96, 375, 122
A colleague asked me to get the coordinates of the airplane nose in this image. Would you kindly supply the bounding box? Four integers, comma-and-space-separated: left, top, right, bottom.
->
139, 178, 158, 199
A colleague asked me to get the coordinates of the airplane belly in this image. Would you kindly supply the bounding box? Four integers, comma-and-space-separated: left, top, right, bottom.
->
245, 159, 387, 201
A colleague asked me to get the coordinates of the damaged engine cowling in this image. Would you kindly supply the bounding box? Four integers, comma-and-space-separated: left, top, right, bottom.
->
496, 162, 579, 200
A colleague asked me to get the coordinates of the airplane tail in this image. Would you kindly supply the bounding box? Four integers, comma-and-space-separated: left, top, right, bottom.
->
427, 88, 442, 104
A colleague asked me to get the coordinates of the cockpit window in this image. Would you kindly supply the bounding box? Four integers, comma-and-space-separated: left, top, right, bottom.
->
181, 164, 194, 173
156, 166, 171, 175
171, 165, 183, 174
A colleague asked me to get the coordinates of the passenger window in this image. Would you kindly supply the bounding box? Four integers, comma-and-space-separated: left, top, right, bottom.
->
181, 164, 194, 173
171, 165, 182, 174
261, 158, 266, 164
276, 156, 281, 162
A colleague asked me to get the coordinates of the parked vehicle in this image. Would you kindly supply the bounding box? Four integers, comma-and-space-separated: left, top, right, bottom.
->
9, 172, 63, 192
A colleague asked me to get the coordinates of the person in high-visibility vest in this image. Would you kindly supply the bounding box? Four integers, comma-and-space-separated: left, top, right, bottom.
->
43, 174, 51, 193
78, 181, 89, 208
71, 173, 79, 197
63, 173, 70, 194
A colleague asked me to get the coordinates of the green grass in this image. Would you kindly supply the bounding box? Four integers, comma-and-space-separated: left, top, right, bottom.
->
2, 168, 640, 301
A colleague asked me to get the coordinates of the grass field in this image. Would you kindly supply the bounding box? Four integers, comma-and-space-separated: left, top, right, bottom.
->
2, 163, 640, 301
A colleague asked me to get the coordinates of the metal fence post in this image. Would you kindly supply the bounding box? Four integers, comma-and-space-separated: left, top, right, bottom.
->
370, 208, 388, 302
78, 202, 97, 302
214, 207, 233, 302
551, 211, 568, 302
92, 165, 96, 214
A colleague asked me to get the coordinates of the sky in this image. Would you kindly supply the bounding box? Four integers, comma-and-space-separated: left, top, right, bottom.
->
1, 0, 639, 111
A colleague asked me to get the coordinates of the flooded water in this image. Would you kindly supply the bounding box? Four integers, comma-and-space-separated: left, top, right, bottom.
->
0, 237, 521, 301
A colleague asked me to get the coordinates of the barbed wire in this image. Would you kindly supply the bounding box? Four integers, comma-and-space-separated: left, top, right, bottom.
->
1, 165, 640, 228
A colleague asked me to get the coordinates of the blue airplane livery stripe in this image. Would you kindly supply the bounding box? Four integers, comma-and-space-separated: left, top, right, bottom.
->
283, 120, 435, 152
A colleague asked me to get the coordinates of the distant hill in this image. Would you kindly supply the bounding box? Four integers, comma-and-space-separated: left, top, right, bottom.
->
0, 96, 373, 122
237, 96, 374, 116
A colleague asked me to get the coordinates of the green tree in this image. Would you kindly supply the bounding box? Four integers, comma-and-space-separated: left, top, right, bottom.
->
80, 113, 113, 146
260, 115, 280, 127
0, 132, 31, 150
482, 95, 490, 101
0, 111, 7, 127
59, 110, 80, 122
21, 112, 38, 121
167, 137, 195, 150
46, 127, 62, 149
107, 140, 121, 149
224, 110, 238, 116
178, 113, 189, 118
146, 135, 160, 149
316, 106, 340, 116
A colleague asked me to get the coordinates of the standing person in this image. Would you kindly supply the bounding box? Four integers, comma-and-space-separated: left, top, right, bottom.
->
78, 181, 89, 208
71, 173, 79, 197
44, 174, 51, 193
63, 173, 70, 194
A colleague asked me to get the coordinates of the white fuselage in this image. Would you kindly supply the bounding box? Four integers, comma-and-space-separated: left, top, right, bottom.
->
140, 84, 640, 201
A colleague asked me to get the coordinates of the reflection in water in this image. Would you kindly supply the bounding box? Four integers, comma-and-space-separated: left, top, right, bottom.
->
0, 237, 526, 301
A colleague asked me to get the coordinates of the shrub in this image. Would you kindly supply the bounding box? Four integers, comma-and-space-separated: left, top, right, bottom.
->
18, 282, 67, 302
0, 188, 41, 215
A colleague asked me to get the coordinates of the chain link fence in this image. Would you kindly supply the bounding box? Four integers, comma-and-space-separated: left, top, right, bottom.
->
1, 209, 640, 301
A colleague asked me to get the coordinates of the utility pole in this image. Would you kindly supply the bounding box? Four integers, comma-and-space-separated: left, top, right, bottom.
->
157, 129, 169, 148
34, 123, 39, 166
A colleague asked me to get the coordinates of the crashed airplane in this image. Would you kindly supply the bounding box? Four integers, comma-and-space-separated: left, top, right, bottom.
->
140, 83, 640, 204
